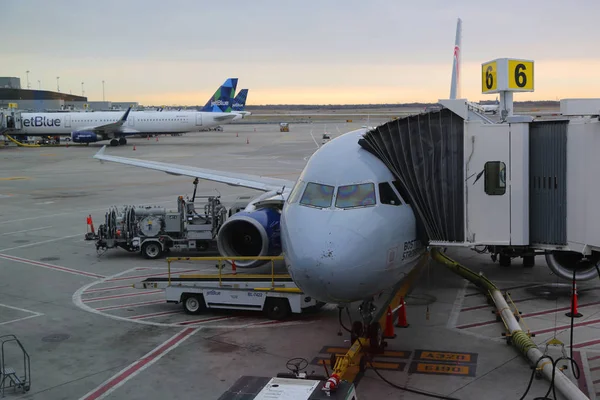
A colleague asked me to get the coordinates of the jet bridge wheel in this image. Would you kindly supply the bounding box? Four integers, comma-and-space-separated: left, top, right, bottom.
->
118, 137, 127, 145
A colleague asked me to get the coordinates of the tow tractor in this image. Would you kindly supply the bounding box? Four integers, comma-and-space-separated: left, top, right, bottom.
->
133, 256, 325, 320
87, 179, 248, 259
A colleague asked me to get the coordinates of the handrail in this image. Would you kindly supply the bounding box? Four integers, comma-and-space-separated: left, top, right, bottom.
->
166, 256, 286, 289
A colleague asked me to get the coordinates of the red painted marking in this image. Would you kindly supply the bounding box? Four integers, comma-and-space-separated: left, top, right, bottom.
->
529, 318, 600, 336
105, 269, 198, 282
593, 379, 600, 384
177, 316, 235, 325
572, 351, 589, 395
461, 295, 539, 312
130, 310, 181, 320
457, 300, 600, 329
81, 328, 195, 400
96, 300, 164, 311
464, 283, 539, 297
83, 290, 162, 303
0, 253, 105, 279
84, 285, 132, 293
588, 355, 600, 361
590, 366, 600, 372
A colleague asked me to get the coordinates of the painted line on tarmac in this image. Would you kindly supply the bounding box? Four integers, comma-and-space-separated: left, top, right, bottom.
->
464, 283, 539, 297
177, 316, 237, 325
78, 327, 197, 400
0, 226, 53, 236
573, 338, 600, 350
82, 290, 162, 303
0, 253, 105, 279
84, 285, 133, 294
0, 234, 82, 253
0, 303, 44, 326
461, 295, 540, 312
129, 310, 182, 320
457, 300, 600, 329
96, 300, 165, 312
527, 318, 600, 336
588, 355, 600, 361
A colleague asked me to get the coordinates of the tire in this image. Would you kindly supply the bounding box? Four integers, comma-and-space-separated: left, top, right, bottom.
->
350, 321, 363, 344
368, 322, 384, 353
142, 241, 162, 259
110, 139, 119, 147
183, 294, 204, 315
118, 137, 127, 145
264, 298, 290, 320
523, 255, 535, 268
499, 254, 511, 267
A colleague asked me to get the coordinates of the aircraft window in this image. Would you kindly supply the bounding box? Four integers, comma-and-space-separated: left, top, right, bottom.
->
300, 182, 334, 208
288, 179, 305, 204
379, 182, 401, 205
484, 161, 506, 195
392, 180, 410, 204
336, 183, 376, 209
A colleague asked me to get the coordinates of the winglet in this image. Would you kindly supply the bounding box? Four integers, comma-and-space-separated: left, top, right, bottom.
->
119, 106, 132, 123
94, 145, 107, 159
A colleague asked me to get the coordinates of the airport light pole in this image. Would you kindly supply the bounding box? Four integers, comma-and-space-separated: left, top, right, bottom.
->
38, 80, 41, 90
81, 82, 85, 97
26, 70, 30, 89
102, 80, 105, 101
56, 77, 60, 92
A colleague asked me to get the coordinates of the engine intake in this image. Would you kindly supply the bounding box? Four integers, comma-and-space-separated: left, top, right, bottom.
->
72, 131, 101, 143
217, 207, 281, 268
545, 251, 600, 281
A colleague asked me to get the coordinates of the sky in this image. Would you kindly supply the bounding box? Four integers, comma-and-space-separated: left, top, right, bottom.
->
2, 0, 600, 105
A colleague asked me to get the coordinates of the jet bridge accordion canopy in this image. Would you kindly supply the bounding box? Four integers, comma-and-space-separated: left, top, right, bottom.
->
358, 108, 465, 243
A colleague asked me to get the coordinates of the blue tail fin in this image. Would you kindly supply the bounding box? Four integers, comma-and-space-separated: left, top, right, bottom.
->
201, 78, 238, 112
232, 89, 248, 111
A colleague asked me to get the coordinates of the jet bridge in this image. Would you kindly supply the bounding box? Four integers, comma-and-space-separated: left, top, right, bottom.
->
359, 98, 600, 281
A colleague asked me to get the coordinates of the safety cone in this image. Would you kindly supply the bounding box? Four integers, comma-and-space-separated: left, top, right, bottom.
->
384, 306, 396, 338
246, 137, 249, 144
231, 260, 237, 275
395, 297, 409, 328
133, 145, 136, 151
156, 136, 159, 142
566, 282, 583, 318
147, 135, 150, 140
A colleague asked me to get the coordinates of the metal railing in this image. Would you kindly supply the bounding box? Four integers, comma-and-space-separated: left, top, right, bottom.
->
0, 334, 31, 396
165, 256, 286, 288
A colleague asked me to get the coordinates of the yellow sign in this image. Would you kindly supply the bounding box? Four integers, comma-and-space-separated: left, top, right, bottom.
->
415, 363, 472, 376
481, 61, 497, 93
8, 103, 18, 109
419, 351, 472, 363
508, 59, 534, 91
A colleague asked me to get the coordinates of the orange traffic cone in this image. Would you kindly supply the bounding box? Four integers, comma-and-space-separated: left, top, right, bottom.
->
231, 260, 237, 275
133, 145, 136, 151
147, 135, 150, 140
156, 136, 159, 142
384, 306, 396, 338
396, 297, 409, 328
566, 282, 583, 318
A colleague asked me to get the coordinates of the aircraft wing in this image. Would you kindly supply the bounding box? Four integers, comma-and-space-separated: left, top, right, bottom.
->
88, 107, 133, 134
212, 113, 238, 122
93, 146, 296, 192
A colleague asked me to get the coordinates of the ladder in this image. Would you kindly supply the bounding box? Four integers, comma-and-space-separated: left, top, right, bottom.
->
0, 335, 31, 397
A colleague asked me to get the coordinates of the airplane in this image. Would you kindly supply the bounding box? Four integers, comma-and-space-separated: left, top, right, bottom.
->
231, 89, 251, 118
479, 98, 499, 114
7, 81, 241, 146
200, 80, 251, 120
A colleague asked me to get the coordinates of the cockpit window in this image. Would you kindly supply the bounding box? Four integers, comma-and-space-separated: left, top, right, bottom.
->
288, 179, 305, 204
335, 183, 376, 209
300, 182, 335, 208
379, 182, 401, 206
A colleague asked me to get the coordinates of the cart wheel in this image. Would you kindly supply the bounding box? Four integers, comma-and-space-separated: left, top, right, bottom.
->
368, 322, 385, 354
142, 242, 162, 259
264, 298, 290, 320
183, 294, 204, 315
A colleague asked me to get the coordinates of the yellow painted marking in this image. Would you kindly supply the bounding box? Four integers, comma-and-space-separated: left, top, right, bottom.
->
0, 177, 30, 181
508, 59, 534, 90
40, 153, 57, 157
482, 60, 498, 93
322, 347, 409, 359
318, 359, 401, 370
178, 274, 291, 279
420, 351, 472, 363
415, 363, 471, 376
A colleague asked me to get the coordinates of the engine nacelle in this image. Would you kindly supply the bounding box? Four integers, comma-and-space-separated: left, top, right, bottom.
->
217, 207, 281, 268
545, 251, 600, 281
72, 131, 101, 143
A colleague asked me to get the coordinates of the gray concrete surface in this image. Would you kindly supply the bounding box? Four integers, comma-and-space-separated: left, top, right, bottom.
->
0, 121, 598, 400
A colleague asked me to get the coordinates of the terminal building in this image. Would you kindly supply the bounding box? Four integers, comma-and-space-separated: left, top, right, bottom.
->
0, 77, 139, 111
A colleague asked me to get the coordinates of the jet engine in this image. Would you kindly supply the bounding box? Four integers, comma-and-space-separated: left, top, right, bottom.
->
545, 250, 600, 281
216, 207, 281, 268
72, 131, 101, 143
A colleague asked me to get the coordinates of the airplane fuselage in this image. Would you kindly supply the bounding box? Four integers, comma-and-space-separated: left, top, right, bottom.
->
281, 129, 425, 304
15, 110, 226, 136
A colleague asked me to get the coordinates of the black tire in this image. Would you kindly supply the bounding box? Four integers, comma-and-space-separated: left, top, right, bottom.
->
499, 254, 511, 267
182, 294, 204, 315
523, 255, 535, 268
110, 139, 119, 147
264, 298, 290, 320
368, 322, 385, 354
142, 241, 162, 259
118, 137, 127, 145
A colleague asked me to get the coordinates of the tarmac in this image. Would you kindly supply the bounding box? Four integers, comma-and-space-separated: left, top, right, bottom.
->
0, 119, 599, 399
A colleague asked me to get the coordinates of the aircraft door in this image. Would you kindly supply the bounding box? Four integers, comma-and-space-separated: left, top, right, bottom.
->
65, 115, 71, 128
195, 114, 202, 126
465, 122, 510, 245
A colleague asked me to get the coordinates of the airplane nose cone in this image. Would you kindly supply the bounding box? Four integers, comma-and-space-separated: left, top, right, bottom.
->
282, 207, 386, 304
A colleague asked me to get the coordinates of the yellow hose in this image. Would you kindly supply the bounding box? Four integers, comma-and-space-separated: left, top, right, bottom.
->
4, 134, 40, 148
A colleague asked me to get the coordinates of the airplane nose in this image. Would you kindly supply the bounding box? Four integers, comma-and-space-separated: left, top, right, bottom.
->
282, 209, 385, 304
